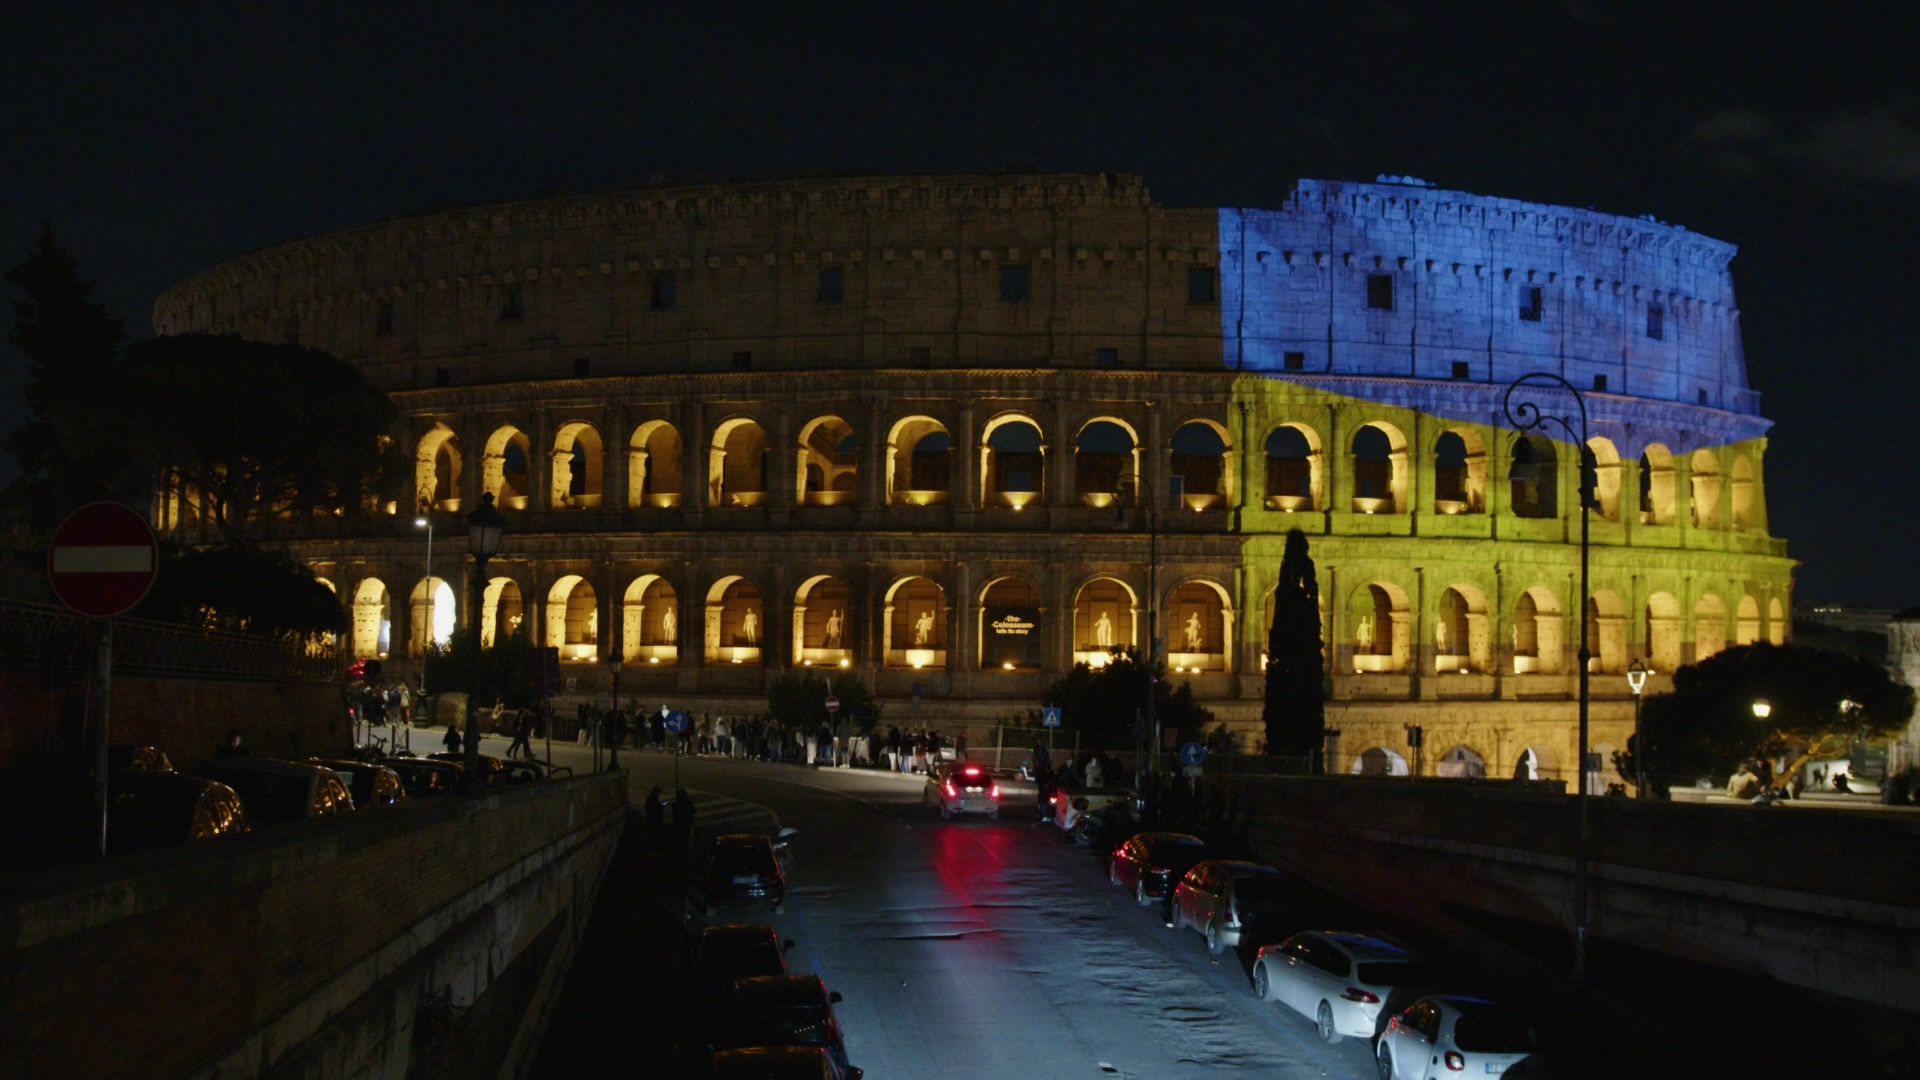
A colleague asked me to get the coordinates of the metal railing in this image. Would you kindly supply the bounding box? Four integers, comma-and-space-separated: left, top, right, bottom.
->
0, 599, 339, 683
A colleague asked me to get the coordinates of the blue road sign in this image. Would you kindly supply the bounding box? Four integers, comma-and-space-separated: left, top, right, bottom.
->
665, 710, 691, 735
1179, 742, 1208, 768
1041, 707, 1062, 728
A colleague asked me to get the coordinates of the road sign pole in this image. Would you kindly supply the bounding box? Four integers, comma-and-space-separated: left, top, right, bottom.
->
94, 618, 112, 858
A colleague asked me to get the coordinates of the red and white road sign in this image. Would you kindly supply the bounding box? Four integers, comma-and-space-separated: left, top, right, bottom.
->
824, 695, 840, 714
48, 502, 159, 618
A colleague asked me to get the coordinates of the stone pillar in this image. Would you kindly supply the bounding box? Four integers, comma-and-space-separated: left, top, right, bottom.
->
1146, 403, 1166, 508
859, 565, 880, 678
951, 562, 973, 674
681, 400, 707, 525
1049, 571, 1073, 677
857, 397, 883, 517
460, 415, 484, 514
770, 411, 794, 528
606, 403, 629, 513
1047, 399, 1071, 508
956, 404, 979, 520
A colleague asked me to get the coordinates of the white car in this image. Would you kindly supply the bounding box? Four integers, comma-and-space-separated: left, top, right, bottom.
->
1375, 994, 1539, 1078
1251, 931, 1432, 1044
923, 762, 1001, 819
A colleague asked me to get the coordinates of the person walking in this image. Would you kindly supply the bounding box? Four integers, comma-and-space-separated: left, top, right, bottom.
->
398, 684, 413, 727
672, 788, 696, 859
643, 786, 665, 853
603, 706, 623, 768
442, 719, 462, 753
1085, 753, 1106, 789
507, 708, 535, 760
715, 715, 732, 758
816, 722, 834, 768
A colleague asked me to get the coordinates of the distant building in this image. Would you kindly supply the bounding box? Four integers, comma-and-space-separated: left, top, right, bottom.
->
1890, 607, 1920, 773
152, 173, 1795, 788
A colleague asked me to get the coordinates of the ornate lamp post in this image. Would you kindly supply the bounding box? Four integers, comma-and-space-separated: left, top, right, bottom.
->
463, 493, 506, 795
1626, 658, 1649, 798
414, 516, 434, 693
1504, 372, 1600, 987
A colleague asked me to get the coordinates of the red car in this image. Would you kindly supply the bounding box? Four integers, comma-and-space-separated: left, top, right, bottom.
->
1109, 831, 1208, 908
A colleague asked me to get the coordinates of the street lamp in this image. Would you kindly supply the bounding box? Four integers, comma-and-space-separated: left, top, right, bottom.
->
1115, 475, 1160, 784
1504, 371, 1600, 988
1751, 699, 1772, 720
414, 517, 433, 694
463, 493, 506, 795
1626, 658, 1649, 798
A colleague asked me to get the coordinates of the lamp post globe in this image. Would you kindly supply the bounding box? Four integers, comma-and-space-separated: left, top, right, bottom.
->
1751, 699, 1772, 721
1626, 658, 1648, 798
463, 493, 507, 794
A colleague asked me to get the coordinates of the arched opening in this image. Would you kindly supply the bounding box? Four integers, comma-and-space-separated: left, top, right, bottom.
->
1350, 422, 1408, 513
1694, 593, 1727, 662
1170, 421, 1232, 511
414, 424, 463, 513
1689, 449, 1723, 528
1433, 429, 1486, 514
1264, 424, 1322, 512
408, 576, 456, 657
1514, 586, 1565, 674
627, 420, 684, 509
545, 575, 599, 661
794, 575, 854, 667
1768, 597, 1786, 645
1074, 419, 1139, 507
887, 416, 952, 506
709, 418, 770, 508
1073, 577, 1138, 668
982, 415, 1045, 509
1586, 437, 1622, 522
884, 576, 948, 669
796, 416, 857, 508
1350, 581, 1411, 673
621, 575, 679, 666
1436, 746, 1487, 779
1731, 454, 1756, 530
1586, 590, 1627, 674
704, 576, 765, 665
1509, 435, 1559, 519
1167, 580, 1231, 673
1349, 747, 1410, 777
1646, 591, 1683, 673
1640, 444, 1677, 525
480, 578, 524, 648
550, 422, 605, 509
1513, 746, 1549, 781
482, 425, 533, 511
1736, 594, 1762, 646
979, 577, 1043, 671
352, 579, 391, 659
1435, 585, 1490, 673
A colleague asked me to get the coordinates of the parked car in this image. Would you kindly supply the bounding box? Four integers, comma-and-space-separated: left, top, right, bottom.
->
384, 756, 463, 798
719, 975, 861, 1079
501, 758, 571, 784
108, 745, 175, 771
1046, 783, 1133, 835
689, 834, 788, 919
1108, 831, 1208, 909
1171, 860, 1290, 955
187, 758, 355, 822
1376, 994, 1540, 1078
428, 751, 508, 785
708, 1046, 839, 1080
689, 923, 796, 1047
310, 758, 409, 809
923, 761, 1001, 820
1252, 930, 1435, 1044
0, 767, 250, 866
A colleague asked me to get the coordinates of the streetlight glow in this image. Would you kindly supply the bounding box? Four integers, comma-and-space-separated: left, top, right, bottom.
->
1751, 700, 1773, 720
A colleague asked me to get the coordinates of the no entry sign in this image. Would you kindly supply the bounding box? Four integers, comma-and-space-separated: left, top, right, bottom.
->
48, 502, 158, 618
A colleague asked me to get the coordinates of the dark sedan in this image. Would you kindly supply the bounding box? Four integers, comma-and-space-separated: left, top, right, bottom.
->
310, 758, 410, 809
1109, 831, 1208, 911
688, 923, 796, 1047
0, 767, 250, 867
688, 834, 787, 920
719, 975, 861, 1079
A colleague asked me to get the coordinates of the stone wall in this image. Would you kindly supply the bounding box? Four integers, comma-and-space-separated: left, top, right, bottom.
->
0, 772, 626, 1079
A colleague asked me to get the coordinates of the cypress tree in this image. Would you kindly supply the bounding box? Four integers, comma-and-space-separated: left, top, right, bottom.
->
1263, 528, 1325, 768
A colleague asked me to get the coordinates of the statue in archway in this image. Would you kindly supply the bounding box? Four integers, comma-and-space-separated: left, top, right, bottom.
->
660, 606, 676, 643
1184, 612, 1203, 652
1435, 620, 1447, 653
1355, 615, 1373, 650
741, 608, 758, 644
824, 609, 843, 648
585, 607, 598, 644
1093, 611, 1113, 648
913, 608, 934, 645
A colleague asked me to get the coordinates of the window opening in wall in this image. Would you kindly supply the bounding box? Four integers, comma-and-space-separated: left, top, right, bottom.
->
1509, 436, 1558, 518
434, 367, 451, 387
1451, 361, 1470, 380
1187, 267, 1216, 304
1697, 388, 1708, 405
1366, 273, 1395, 311
1592, 374, 1608, 392
1000, 264, 1031, 303
573, 357, 591, 377
1284, 350, 1306, 371
817, 268, 844, 304
1646, 304, 1664, 340
909, 346, 932, 367
1519, 285, 1543, 321
500, 286, 523, 320
1095, 348, 1119, 369
1638, 453, 1653, 517
650, 272, 678, 311
376, 299, 394, 336
1435, 432, 1468, 503
1265, 426, 1315, 508
1352, 426, 1392, 501
732, 351, 752, 371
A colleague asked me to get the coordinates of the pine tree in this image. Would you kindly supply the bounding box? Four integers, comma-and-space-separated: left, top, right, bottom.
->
1263, 528, 1325, 768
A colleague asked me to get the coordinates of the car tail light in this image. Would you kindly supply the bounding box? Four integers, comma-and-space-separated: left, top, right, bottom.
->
989, 783, 1001, 799
1444, 1051, 1465, 1071
944, 781, 958, 798
1342, 987, 1380, 1004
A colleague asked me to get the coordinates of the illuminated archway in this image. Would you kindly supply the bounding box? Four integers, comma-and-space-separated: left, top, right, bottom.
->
1736, 594, 1762, 646
482, 425, 532, 510
1349, 747, 1410, 777
1350, 422, 1408, 513
886, 416, 952, 506
1349, 580, 1411, 673
1169, 420, 1232, 510
1166, 579, 1231, 673
351, 578, 391, 659
1640, 444, 1677, 525
1586, 589, 1627, 673
1510, 435, 1559, 519
981, 413, 1045, 509
1646, 591, 1683, 673
795, 416, 857, 508
978, 576, 1042, 670
884, 576, 948, 669
1433, 428, 1486, 514
408, 576, 456, 657
545, 575, 599, 661
1767, 597, 1786, 645
414, 424, 463, 513
704, 575, 765, 665
1072, 576, 1138, 668
1514, 585, 1565, 674
708, 418, 769, 508
1074, 418, 1139, 507
1436, 745, 1487, 779
1264, 423, 1322, 512
1731, 454, 1756, 530
628, 419, 685, 508
621, 574, 679, 665
1694, 592, 1727, 661
1435, 584, 1490, 673
1586, 437, 1622, 522
480, 577, 524, 648
1690, 449, 1723, 528
794, 574, 854, 667
550, 422, 604, 509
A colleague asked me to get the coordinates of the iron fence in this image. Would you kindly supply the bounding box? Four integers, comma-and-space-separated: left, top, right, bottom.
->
0, 598, 339, 683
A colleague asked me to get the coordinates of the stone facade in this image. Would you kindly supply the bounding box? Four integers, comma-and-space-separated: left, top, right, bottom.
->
153, 173, 1794, 786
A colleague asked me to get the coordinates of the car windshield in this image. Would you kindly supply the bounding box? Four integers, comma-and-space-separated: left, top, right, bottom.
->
1355, 960, 1433, 985
206, 771, 310, 821
1233, 877, 1288, 901
1453, 1007, 1538, 1052
743, 1004, 832, 1046
715, 845, 778, 876
707, 943, 783, 976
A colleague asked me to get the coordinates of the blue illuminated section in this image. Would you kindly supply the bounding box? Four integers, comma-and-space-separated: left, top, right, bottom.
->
1218, 181, 1771, 455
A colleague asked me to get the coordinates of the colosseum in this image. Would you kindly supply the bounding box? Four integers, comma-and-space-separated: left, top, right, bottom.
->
153, 172, 1793, 786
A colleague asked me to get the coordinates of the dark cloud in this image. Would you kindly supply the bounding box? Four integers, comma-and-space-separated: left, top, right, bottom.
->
1688, 100, 1920, 187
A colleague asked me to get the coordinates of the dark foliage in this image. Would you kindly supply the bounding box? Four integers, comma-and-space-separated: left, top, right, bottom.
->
767, 672, 880, 735
133, 543, 345, 639
422, 625, 539, 710
1042, 646, 1214, 746
1263, 529, 1325, 763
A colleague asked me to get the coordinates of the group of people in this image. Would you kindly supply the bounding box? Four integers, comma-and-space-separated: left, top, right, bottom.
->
1726, 758, 1853, 802
642, 786, 697, 857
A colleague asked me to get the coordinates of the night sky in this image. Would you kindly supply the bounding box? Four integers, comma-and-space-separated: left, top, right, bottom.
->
3, 4, 1914, 606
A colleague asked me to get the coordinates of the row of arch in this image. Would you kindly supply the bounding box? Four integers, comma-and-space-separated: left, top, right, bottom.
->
417, 413, 1761, 530
1348, 743, 1626, 792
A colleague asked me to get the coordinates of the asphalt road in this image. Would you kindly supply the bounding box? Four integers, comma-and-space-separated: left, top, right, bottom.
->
516, 738, 1376, 1080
